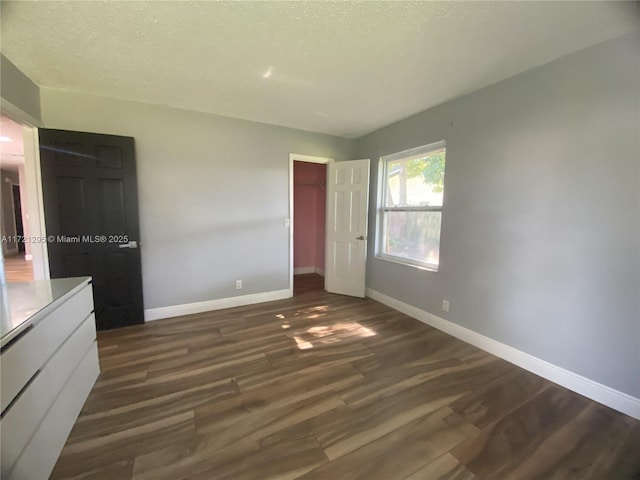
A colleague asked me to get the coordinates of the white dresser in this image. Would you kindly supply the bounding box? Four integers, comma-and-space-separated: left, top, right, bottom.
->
0, 277, 100, 480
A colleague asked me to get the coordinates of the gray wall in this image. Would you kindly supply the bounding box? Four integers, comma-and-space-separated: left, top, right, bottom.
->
1, 55, 41, 124
40, 90, 356, 310
356, 32, 640, 398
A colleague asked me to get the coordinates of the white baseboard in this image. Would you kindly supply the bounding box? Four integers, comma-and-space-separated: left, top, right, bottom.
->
366, 288, 640, 421
145, 289, 290, 322
294, 266, 325, 276
25, 254, 33, 261
294, 267, 315, 274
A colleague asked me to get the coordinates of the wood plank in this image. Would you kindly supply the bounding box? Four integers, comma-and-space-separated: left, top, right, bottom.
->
451, 385, 592, 479
448, 367, 549, 429
4, 253, 34, 282
45, 290, 639, 480
298, 407, 479, 480
404, 453, 477, 480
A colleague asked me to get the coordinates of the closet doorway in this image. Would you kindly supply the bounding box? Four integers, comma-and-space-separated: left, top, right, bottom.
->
291, 155, 330, 295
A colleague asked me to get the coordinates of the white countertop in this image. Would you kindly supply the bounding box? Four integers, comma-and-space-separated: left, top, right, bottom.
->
0, 277, 92, 348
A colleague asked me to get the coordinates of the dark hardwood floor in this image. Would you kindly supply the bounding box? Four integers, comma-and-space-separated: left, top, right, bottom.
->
293, 273, 324, 295
4, 253, 34, 282
50, 285, 640, 480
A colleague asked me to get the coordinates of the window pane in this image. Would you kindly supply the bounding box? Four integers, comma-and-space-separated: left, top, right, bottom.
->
385, 149, 445, 208
383, 211, 441, 266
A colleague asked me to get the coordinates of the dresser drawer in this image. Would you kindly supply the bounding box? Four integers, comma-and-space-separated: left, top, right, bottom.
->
6, 343, 100, 480
0, 283, 94, 413
1, 313, 97, 477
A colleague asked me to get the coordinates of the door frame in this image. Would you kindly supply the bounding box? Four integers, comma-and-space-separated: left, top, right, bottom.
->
288, 153, 333, 297
23, 124, 49, 279
0, 102, 49, 279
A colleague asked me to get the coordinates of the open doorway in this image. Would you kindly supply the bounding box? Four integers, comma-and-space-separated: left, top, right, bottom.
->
289, 156, 371, 298
0, 114, 34, 282
290, 155, 331, 296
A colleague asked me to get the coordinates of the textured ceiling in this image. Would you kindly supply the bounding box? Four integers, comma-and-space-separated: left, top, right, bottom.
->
1, 1, 638, 138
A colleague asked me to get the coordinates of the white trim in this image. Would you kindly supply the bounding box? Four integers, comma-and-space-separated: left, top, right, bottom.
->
24, 254, 32, 261
294, 266, 315, 274
144, 289, 290, 322
290, 154, 333, 165
293, 266, 325, 276
366, 287, 640, 420
375, 253, 439, 273
288, 153, 333, 297
381, 140, 446, 163
22, 125, 49, 280
1, 98, 42, 128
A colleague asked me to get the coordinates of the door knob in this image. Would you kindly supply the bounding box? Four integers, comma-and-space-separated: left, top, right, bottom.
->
356, 235, 367, 240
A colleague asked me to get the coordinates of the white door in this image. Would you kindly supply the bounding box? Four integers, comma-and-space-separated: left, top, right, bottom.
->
325, 159, 370, 297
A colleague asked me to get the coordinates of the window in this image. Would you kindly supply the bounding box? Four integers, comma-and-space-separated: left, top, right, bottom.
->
377, 141, 446, 271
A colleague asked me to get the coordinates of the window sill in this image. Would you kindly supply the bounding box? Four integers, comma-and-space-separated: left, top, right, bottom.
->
374, 254, 439, 273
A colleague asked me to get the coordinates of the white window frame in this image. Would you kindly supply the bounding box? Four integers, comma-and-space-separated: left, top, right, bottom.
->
376, 140, 446, 272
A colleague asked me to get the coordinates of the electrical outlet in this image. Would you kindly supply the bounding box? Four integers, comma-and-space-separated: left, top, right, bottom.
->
442, 300, 450, 312
236, 280, 242, 290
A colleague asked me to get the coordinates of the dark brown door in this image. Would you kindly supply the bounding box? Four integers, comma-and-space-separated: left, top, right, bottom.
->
39, 129, 144, 330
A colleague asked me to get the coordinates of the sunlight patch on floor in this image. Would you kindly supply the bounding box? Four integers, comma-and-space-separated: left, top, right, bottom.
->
291, 322, 377, 350
293, 336, 314, 350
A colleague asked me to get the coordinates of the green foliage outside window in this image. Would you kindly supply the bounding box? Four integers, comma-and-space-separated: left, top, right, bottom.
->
405, 150, 446, 192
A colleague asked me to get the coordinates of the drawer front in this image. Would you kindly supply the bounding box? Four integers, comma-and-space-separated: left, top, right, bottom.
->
1, 283, 94, 412
1, 314, 97, 476
6, 344, 100, 480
